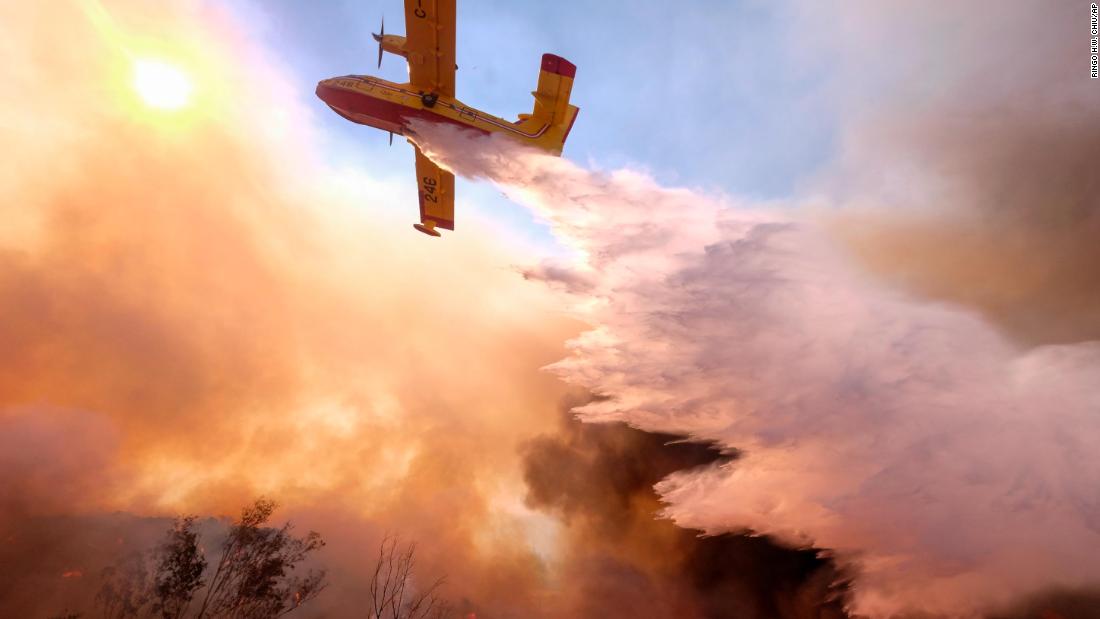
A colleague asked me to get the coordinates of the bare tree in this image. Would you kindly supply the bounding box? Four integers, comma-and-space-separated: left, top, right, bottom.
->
195, 498, 327, 619
151, 516, 207, 619
368, 536, 449, 619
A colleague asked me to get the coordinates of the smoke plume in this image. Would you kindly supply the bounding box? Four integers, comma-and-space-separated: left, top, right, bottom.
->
2, 3, 856, 617
409, 98, 1100, 617
521, 396, 849, 619
6, 0, 1098, 617
0, 2, 577, 616
800, 0, 1100, 346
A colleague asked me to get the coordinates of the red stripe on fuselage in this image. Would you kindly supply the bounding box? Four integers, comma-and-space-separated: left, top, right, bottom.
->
315, 82, 489, 137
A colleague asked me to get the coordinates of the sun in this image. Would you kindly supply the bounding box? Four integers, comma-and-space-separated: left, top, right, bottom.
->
131, 58, 193, 110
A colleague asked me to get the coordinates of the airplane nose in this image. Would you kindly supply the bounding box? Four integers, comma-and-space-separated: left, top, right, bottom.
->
315, 78, 335, 103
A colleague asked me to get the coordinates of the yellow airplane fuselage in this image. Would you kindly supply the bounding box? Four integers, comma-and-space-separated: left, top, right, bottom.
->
316, 54, 579, 155
316, 75, 573, 154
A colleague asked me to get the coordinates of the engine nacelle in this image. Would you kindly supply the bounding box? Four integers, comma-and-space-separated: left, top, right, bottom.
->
373, 34, 409, 59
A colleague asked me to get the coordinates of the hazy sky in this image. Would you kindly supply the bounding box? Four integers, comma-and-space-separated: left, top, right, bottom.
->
225, 0, 835, 244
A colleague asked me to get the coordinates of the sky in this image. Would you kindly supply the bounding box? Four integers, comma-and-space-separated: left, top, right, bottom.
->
228, 0, 835, 246
1, 1, 1098, 618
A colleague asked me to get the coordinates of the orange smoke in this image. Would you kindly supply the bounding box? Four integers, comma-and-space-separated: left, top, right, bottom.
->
0, 1, 581, 616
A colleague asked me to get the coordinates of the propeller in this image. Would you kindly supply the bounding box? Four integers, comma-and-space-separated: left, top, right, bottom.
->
373, 17, 394, 147
371, 16, 385, 69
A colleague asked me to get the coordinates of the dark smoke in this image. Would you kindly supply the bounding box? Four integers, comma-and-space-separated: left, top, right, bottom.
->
521, 396, 850, 619
988, 588, 1100, 619
813, 1, 1100, 347
829, 108, 1100, 347
0, 512, 171, 617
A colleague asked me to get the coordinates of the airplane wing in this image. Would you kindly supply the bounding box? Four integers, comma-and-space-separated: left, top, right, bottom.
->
414, 145, 455, 233
403, 0, 456, 97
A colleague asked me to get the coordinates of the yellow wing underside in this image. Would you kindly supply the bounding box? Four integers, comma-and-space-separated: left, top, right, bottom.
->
414, 145, 455, 230
405, 0, 455, 233
404, 0, 456, 97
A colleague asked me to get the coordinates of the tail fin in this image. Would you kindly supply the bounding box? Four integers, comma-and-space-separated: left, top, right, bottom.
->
517, 53, 580, 154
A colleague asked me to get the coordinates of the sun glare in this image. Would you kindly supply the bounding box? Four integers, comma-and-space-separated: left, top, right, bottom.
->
132, 58, 193, 110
